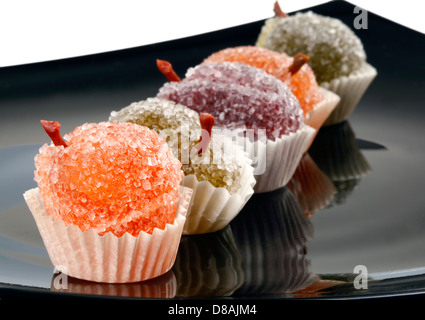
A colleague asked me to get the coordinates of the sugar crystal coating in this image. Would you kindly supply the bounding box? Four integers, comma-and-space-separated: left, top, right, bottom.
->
203, 45, 322, 116
35, 122, 183, 237
257, 11, 367, 83
157, 62, 304, 140
183, 129, 247, 194
110, 98, 201, 156
110, 98, 246, 194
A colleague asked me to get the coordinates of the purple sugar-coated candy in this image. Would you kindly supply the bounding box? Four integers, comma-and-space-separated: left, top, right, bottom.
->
157, 62, 304, 140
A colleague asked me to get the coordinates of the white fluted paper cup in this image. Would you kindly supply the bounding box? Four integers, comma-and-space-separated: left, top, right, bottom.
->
243, 125, 316, 193
321, 63, 377, 126
304, 87, 340, 150
181, 160, 255, 235
23, 186, 192, 284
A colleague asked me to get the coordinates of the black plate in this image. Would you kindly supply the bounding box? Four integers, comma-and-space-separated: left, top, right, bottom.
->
1, 1, 425, 301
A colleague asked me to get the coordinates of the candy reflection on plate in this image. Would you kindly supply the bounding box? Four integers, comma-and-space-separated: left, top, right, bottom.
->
230, 187, 316, 296
308, 121, 372, 207
287, 153, 337, 217
291, 276, 346, 298
172, 225, 244, 297
50, 269, 177, 298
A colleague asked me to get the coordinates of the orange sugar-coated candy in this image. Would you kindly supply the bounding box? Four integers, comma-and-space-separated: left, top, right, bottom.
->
35, 121, 184, 237
203, 46, 322, 116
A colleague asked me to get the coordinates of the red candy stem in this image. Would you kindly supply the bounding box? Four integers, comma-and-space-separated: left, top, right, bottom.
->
288, 53, 310, 76
196, 113, 215, 155
156, 59, 181, 82
41, 120, 68, 147
274, 1, 288, 17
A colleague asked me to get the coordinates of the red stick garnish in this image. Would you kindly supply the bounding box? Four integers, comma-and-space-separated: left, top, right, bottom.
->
196, 113, 215, 155
156, 59, 181, 82
288, 53, 310, 75
274, 1, 288, 17
41, 120, 68, 147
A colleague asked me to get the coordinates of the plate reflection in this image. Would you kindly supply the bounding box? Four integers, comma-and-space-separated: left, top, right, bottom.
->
308, 121, 372, 207
46, 121, 374, 299
50, 269, 177, 298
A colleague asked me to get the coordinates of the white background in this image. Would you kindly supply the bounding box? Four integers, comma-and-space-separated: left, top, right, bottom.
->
0, 0, 424, 67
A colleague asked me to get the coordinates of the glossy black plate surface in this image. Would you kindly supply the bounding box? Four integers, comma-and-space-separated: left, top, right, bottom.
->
1, 1, 425, 301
